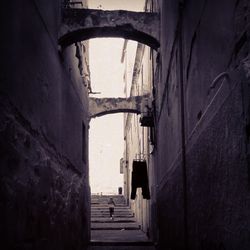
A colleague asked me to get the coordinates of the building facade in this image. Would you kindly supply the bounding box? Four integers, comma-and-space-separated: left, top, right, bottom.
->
122, 40, 155, 238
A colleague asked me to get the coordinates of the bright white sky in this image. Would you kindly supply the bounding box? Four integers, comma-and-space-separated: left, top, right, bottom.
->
88, 0, 145, 194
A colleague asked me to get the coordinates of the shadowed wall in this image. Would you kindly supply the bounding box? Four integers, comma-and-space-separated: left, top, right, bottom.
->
155, 0, 250, 249
0, 1, 90, 249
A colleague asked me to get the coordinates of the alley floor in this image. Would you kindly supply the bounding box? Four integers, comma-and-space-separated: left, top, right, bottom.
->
89, 195, 155, 249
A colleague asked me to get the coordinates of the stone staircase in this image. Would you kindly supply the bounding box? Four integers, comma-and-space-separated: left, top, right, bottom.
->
90, 195, 155, 250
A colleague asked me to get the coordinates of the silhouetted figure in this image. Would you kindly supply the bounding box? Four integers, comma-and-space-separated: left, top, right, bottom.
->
108, 197, 116, 220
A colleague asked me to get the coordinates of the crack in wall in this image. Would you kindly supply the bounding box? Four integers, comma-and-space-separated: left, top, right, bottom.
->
185, 0, 207, 82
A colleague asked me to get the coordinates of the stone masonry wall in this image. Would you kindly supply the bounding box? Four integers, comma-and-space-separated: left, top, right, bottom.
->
0, 1, 90, 249
156, 0, 250, 249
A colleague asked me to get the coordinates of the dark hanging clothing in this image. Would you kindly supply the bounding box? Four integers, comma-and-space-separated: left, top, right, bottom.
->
130, 160, 150, 200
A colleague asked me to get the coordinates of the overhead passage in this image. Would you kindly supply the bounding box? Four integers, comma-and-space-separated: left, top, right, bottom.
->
89, 95, 150, 118
59, 8, 160, 50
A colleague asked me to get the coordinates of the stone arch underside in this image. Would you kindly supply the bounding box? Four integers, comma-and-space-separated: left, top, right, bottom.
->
89, 96, 149, 119
59, 8, 160, 50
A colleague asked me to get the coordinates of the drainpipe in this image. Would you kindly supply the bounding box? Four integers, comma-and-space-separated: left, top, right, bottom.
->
178, 1, 189, 250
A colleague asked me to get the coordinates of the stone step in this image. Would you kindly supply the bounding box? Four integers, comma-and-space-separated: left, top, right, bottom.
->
91, 211, 133, 215
91, 206, 131, 211
91, 214, 134, 218
91, 222, 140, 230
91, 210, 133, 216
91, 203, 127, 206
91, 200, 126, 203
91, 204, 127, 207
91, 217, 136, 223
91, 195, 125, 198
91, 230, 151, 243
91, 205, 130, 209
91, 208, 131, 211
90, 245, 155, 249
91, 212, 133, 216
91, 195, 126, 206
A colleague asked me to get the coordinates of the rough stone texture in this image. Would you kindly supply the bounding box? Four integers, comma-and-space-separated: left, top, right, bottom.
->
59, 8, 160, 50
155, 0, 250, 249
186, 83, 249, 249
89, 96, 150, 118
0, 0, 90, 249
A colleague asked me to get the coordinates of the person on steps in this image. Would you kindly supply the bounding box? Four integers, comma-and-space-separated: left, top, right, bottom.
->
108, 197, 116, 220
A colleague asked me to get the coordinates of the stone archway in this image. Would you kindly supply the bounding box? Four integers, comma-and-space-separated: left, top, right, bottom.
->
59, 8, 160, 50
89, 95, 150, 119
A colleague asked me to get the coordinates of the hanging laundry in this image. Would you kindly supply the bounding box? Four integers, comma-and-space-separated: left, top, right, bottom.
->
130, 160, 150, 200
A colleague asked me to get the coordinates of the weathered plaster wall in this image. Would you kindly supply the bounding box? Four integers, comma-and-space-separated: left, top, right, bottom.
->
123, 42, 156, 239
156, 0, 250, 249
0, 1, 90, 249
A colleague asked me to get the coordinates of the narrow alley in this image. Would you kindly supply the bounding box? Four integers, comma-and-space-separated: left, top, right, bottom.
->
90, 194, 155, 249
0, 0, 250, 250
